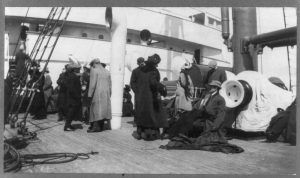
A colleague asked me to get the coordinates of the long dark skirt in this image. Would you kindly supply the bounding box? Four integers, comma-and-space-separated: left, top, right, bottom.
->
30, 91, 47, 119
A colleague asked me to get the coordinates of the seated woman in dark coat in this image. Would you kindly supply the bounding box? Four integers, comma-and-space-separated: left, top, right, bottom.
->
165, 80, 226, 143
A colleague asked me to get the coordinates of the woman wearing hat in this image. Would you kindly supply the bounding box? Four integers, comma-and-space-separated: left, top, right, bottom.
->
174, 62, 194, 115
64, 63, 82, 131
166, 80, 226, 142
133, 53, 168, 141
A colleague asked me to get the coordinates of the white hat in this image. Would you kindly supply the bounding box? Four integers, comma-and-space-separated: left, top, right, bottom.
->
181, 62, 192, 70
208, 60, 217, 69
68, 54, 81, 66
83, 61, 90, 69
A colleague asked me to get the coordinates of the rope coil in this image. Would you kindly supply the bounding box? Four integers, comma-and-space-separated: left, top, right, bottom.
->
4, 142, 98, 172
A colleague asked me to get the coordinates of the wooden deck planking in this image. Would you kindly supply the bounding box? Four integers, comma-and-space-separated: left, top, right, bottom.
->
4, 114, 297, 174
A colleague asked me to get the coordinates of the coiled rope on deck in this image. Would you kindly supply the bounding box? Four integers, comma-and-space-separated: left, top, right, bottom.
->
4, 143, 98, 172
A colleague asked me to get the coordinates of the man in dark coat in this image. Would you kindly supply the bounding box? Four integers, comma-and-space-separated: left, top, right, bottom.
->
133, 54, 168, 141
15, 46, 30, 78
64, 64, 82, 131
166, 80, 226, 142
205, 61, 227, 86
130, 57, 145, 123
56, 66, 68, 121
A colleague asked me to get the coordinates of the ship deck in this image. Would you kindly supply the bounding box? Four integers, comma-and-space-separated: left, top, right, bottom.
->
4, 114, 297, 174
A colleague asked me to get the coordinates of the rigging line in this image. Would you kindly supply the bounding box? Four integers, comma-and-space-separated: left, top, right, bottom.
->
12, 7, 30, 57
13, 7, 58, 90
36, 7, 65, 65
18, 8, 72, 131
6, 7, 31, 80
37, 7, 71, 83
29, 7, 58, 61
16, 7, 58, 86
8, 8, 65, 128
282, 7, 292, 91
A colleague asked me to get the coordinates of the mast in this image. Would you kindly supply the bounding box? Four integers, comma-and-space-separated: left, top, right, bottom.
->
232, 7, 258, 74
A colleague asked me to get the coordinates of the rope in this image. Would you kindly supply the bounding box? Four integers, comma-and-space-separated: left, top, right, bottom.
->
4, 142, 98, 172
282, 7, 292, 91
8, 7, 72, 130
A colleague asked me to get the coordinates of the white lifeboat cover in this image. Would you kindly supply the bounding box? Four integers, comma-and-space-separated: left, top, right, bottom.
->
235, 71, 294, 132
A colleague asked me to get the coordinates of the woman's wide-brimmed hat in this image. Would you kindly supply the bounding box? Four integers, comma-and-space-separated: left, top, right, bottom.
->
148, 53, 161, 65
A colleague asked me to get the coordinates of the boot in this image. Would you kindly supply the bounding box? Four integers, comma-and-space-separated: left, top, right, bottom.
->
87, 121, 101, 133
106, 119, 112, 130
98, 120, 105, 131
88, 122, 93, 130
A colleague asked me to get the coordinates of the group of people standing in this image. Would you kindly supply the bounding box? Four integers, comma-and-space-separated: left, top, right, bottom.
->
56, 58, 112, 132
130, 54, 228, 142
7, 46, 228, 144
130, 54, 168, 141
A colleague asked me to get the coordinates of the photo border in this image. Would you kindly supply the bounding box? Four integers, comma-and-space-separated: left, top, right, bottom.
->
1, 0, 299, 178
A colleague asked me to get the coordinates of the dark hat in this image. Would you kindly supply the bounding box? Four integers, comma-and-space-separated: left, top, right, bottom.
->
148, 53, 161, 65
137, 57, 145, 64
208, 80, 222, 89
124, 84, 131, 91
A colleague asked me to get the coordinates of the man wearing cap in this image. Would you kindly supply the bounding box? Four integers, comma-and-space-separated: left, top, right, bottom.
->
64, 63, 82, 131
130, 57, 145, 123
87, 58, 112, 132
166, 80, 226, 140
205, 60, 227, 86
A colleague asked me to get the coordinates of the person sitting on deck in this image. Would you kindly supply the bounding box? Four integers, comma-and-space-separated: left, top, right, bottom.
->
164, 80, 226, 142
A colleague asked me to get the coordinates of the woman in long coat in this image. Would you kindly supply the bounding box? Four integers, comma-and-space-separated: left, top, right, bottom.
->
88, 58, 112, 132
134, 54, 168, 141
175, 62, 194, 114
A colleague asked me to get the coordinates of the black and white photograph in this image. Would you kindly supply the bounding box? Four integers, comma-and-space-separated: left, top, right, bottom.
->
3, 5, 297, 175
